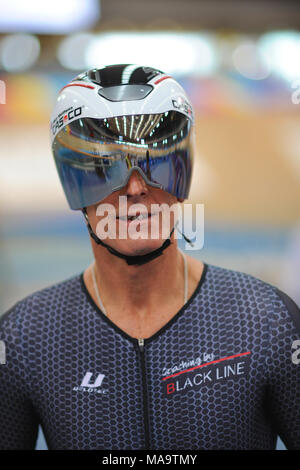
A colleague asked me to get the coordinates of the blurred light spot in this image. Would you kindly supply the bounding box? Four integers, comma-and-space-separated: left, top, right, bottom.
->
86, 33, 218, 77
0, 0, 100, 34
259, 31, 300, 81
58, 33, 94, 70
232, 41, 270, 80
1, 34, 40, 72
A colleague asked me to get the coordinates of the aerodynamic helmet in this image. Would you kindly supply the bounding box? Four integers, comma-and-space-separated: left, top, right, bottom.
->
50, 64, 195, 210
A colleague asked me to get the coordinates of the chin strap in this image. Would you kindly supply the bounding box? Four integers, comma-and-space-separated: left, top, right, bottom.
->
82, 208, 177, 266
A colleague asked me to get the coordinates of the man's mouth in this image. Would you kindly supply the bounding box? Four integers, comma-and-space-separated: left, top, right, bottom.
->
117, 212, 158, 221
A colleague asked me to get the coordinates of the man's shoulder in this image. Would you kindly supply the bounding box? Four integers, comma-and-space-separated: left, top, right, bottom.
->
204, 261, 300, 328
204, 260, 277, 294
0, 272, 83, 329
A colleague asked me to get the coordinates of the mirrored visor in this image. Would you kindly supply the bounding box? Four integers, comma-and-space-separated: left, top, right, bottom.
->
52, 111, 194, 209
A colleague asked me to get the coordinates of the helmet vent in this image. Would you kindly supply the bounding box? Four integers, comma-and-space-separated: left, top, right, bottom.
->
98, 84, 153, 102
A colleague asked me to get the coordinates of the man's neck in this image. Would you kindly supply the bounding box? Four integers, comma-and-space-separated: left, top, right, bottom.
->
83, 243, 204, 339
92, 242, 184, 317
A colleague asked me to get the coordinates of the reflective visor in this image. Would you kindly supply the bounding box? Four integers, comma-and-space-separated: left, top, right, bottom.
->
52, 111, 194, 209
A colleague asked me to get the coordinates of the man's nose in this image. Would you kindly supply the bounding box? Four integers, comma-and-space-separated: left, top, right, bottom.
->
125, 170, 148, 197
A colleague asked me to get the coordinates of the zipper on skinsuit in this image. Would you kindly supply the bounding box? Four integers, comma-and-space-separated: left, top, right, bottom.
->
137, 338, 150, 449
138, 338, 144, 353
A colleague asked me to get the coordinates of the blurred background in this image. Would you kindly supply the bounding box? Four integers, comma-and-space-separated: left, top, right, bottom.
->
0, 0, 300, 450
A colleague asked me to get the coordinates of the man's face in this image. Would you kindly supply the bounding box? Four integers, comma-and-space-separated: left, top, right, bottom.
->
85, 170, 183, 256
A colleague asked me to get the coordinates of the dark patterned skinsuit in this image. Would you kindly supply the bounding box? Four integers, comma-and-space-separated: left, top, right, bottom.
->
0, 262, 300, 450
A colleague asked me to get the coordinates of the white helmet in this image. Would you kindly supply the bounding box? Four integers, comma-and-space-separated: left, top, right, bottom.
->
50, 64, 195, 210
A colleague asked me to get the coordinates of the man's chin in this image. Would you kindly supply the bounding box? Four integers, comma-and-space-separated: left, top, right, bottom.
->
112, 239, 165, 257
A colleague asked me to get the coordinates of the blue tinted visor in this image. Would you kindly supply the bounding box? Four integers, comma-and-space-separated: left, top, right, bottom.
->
52, 111, 194, 209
